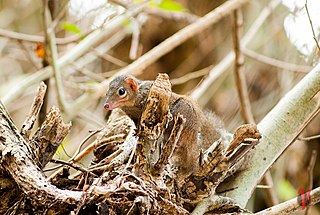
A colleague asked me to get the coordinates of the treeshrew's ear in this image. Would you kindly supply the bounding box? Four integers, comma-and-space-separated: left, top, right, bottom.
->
124, 77, 138, 91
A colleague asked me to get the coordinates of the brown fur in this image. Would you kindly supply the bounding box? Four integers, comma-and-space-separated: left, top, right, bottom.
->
104, 74, 224, 178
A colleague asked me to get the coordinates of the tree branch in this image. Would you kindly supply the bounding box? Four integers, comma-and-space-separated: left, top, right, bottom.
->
256, 186, 320, 215
115, 0, 249, 78
232, 8, 279, 206
0, 101, 83, 208
2, 4, 144, 104
191, 0, 281, 105
43, 0, 68, 112
225, 62, 320, 207
243, 48, 311, 73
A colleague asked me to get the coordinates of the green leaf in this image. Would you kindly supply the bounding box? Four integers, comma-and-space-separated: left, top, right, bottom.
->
147, 0, 186, 12
85, 81, 100, 87
61, 22, 81, 34
275, 179, 297, 201
55, 137, 70, 159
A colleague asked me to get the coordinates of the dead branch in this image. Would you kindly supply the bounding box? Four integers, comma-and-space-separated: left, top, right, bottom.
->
255, 186, 320, 215
1, 73, 264, 214
243, 48, 312, 73
0, 27, 93, 45
21, 81, 47, 139
191, 0, 281, 105
110, 0, 199, 23
224, 61, 320, 207
116, 0, 249, 77
0, 101, 82, 213
305, 0, 320, 51
232, 9, 254, 124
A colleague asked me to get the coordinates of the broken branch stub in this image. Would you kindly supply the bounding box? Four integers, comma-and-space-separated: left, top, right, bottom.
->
32, 106, 72, 168
21, 81, 47, 139
136, 73, 173, 176
0, 101, 82, 212
153, 113, 186, 174
139, 73, 172, 140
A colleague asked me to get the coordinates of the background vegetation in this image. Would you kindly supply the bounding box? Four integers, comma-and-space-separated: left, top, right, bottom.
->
0, 0, 319, 213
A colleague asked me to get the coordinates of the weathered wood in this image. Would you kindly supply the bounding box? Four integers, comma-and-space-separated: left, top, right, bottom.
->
0, 76, 262, 214
0, 101, 82, 213
139, 73, 172, 140
32, 106, 72, 168
153, 113, 185, 174
137, 73, 174, 177
21, 81, 47, 139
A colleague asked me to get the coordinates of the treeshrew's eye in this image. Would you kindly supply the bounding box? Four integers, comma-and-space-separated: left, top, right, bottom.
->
118, 87, 126, 97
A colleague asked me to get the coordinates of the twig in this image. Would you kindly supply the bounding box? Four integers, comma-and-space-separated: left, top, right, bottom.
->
45, 128, 102, 175
2, 5, 143, 105
71, 129, 102, 162
17, 41, 41, 70
306, 150, 317, 215
129, 18, 140, 60
299, 134, 320, 141
43, 0, 68, 112
305, 0, 320, 51
255, 186, 320, 215
191, 0, 281, 105
233, 9, 278, 206
71, 63, 105, 82
0, 28, 93, 45
92, 51, 128, 67
39, 0, 51, 126
261, 172, 279, 206
232, 9, 255, 124
144, 7, 199, 23
171, 65, 213, 85
48, 1, 69, 31
50, 159, 90, 175
109, 0, 199, 23
243, 48, 311, 73
48, 141, 96, 180
112, 0, 249, 78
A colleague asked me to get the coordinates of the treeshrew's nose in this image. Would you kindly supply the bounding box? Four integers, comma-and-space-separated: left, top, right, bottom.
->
104, 103, 110, 110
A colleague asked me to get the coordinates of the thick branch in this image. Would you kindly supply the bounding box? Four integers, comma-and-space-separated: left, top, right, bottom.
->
32, 106, 72, 168
0, 102, 82, 207
225, 62, 320, 207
